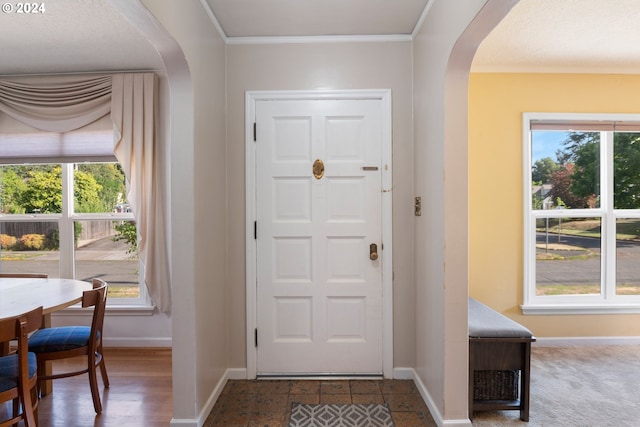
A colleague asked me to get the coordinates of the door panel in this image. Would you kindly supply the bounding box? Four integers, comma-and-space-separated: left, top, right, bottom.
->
256, 99, 383, 375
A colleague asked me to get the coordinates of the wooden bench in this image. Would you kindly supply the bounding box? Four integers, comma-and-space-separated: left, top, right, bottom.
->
468, 297, 536, 421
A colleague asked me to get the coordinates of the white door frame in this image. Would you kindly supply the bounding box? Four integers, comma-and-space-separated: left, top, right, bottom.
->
245, 89, 393, 379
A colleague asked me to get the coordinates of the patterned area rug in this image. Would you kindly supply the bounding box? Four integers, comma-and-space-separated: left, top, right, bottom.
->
289, 403, 395, 427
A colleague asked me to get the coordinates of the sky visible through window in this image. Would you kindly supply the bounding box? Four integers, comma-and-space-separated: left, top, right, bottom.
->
532, 131, 570, 162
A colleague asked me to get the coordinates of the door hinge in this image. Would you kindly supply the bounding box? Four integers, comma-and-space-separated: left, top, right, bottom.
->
254, 221, 257, 239
254, 328, 258, 347
253, 122, 257, 142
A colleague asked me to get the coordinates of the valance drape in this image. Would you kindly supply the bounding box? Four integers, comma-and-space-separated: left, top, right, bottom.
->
0, 75, 112, 132
0, 73, 171, 313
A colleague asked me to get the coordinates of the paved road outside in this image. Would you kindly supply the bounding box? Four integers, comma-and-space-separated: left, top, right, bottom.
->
536, 232, 640, 288
0, 236, 138, 285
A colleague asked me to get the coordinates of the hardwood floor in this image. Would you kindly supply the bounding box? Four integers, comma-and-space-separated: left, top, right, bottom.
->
1, 348, 173, 427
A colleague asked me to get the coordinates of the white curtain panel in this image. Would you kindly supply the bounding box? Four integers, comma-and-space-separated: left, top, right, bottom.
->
0, 73, 171, 313
111, 73, 171, 313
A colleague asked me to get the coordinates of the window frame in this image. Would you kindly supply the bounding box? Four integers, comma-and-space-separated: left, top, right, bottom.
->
0, 163, 151, 308
523, 112, 640, 314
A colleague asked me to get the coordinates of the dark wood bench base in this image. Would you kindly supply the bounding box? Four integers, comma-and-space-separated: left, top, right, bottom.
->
468, 298, 535, 422
469, 337, 533, 421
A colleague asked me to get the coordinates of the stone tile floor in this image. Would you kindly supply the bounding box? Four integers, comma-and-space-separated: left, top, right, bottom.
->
204, 379, 437, 426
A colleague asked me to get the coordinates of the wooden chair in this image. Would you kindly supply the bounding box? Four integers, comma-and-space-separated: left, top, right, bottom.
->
0, 306, 42, 427
28, 278, 110, 414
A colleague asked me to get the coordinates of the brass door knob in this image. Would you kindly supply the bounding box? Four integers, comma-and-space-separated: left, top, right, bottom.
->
370, 243, 378, 261
313, 159, 324, 179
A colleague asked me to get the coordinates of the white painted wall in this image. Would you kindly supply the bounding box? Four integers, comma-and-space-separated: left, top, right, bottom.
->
225, 41, 416, 370
131, 1, 227, 425
52, 309, 171, 347
412, 0, 517, 424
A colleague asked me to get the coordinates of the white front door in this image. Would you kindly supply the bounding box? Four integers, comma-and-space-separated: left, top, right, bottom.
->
255, 98, 384, 375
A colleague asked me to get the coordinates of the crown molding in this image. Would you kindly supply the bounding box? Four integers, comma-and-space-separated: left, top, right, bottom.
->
199, 0, 228, 43
411, 0, 436, 38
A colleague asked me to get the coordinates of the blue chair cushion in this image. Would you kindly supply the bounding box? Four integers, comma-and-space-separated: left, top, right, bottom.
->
28, 326, 93, 353
0, 352, 37, 392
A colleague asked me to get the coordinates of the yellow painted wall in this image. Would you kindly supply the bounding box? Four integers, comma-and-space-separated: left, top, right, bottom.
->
469, 73, 640, 338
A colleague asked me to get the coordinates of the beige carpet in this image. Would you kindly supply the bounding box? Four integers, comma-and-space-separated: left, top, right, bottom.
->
472, 345, 640, 426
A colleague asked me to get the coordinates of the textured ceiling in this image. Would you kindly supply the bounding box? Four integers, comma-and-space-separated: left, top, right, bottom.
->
472, 0, 640, 73
1, 0, 640, 76
0, 0, 163, 75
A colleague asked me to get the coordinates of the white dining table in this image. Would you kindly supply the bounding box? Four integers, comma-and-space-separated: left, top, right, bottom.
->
0, 277, 94, 394
0, 277, 92, 318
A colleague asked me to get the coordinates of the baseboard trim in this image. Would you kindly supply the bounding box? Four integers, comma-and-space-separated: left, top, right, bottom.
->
441, 418, 473, 426
169, 367, 247, 427
194, 370, 234, 427
167, 420, 198, 427
102, 337, 172, 347
227, 368, 248, 380
392, 367, 414, 380
410, 368, 471, 427
534, 336, 640, 347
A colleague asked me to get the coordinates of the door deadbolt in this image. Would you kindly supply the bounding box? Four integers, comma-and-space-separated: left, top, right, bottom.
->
370, 243, 378, 261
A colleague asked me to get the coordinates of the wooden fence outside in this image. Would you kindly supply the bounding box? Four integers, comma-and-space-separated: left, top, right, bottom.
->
1, 220, 117, 245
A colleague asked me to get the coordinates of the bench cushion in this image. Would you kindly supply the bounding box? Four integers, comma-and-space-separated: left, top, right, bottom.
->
468, 297, 533, 338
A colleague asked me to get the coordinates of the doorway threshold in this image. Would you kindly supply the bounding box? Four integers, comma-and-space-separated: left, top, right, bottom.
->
257, 373, 384, 380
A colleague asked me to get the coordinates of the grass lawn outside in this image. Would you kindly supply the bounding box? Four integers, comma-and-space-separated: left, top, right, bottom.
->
107, 285, 140, 298
535, 241, 596, 260
537, 284, 640, 296
538, 218, 640, 241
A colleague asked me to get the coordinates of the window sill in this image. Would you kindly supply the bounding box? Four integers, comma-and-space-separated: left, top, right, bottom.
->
53, 304, 156, 317
522, 304, 640, 315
